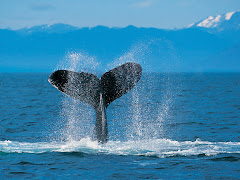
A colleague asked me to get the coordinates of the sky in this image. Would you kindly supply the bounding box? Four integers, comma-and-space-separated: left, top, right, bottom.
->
1, 0, 240, 30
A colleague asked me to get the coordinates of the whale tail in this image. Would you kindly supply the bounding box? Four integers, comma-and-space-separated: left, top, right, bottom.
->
48, 62, 142, 109
48, 62, 142, 143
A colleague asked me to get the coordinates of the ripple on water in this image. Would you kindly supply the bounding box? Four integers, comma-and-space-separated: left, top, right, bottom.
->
14, 161, 40, 165
209, 154, 240, 162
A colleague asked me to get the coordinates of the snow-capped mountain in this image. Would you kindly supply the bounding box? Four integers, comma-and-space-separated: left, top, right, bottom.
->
189, 11, 240, 32
0, 11, 240, 72
18, 23, 80, 34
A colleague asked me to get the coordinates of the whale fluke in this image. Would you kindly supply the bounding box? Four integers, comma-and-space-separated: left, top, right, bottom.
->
101, 62, 142, 107
48, 70, 101, 108
48, 62, 142, 143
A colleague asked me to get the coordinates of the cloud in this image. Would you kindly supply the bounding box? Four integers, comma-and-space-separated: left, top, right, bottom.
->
132, 0, 153, 8
30, 3, 55, 11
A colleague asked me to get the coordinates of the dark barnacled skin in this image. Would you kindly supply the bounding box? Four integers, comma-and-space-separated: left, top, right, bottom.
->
48, 62, 142, 143
49, 70, 100, 108
101, 62, 142, 107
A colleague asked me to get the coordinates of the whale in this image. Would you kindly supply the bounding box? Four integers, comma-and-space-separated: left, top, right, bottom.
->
48, 62, 142, 143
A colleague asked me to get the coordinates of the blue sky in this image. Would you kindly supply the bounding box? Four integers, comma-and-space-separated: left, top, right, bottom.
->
1, 0, 240, 29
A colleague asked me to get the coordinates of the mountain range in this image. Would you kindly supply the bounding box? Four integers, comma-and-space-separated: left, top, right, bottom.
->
0, 11, 239, 72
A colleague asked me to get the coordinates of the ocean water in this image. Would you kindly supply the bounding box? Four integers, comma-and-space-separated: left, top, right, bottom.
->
0, 72, 239, 179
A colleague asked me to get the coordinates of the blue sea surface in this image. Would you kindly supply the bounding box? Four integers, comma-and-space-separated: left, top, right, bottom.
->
0, 72, 239, 179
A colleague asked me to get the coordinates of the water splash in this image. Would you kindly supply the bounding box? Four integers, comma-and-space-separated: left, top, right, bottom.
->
0, 139, 239, 157
106, 39, 181, 141
106, 38, 180, 72
106, 41, 151, 72
53, 38, 181, 142
56, 51, 100, 73
55, 51, 100, 141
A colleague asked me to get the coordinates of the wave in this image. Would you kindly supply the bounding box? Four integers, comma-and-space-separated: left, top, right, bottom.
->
0, 138, 239, 157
